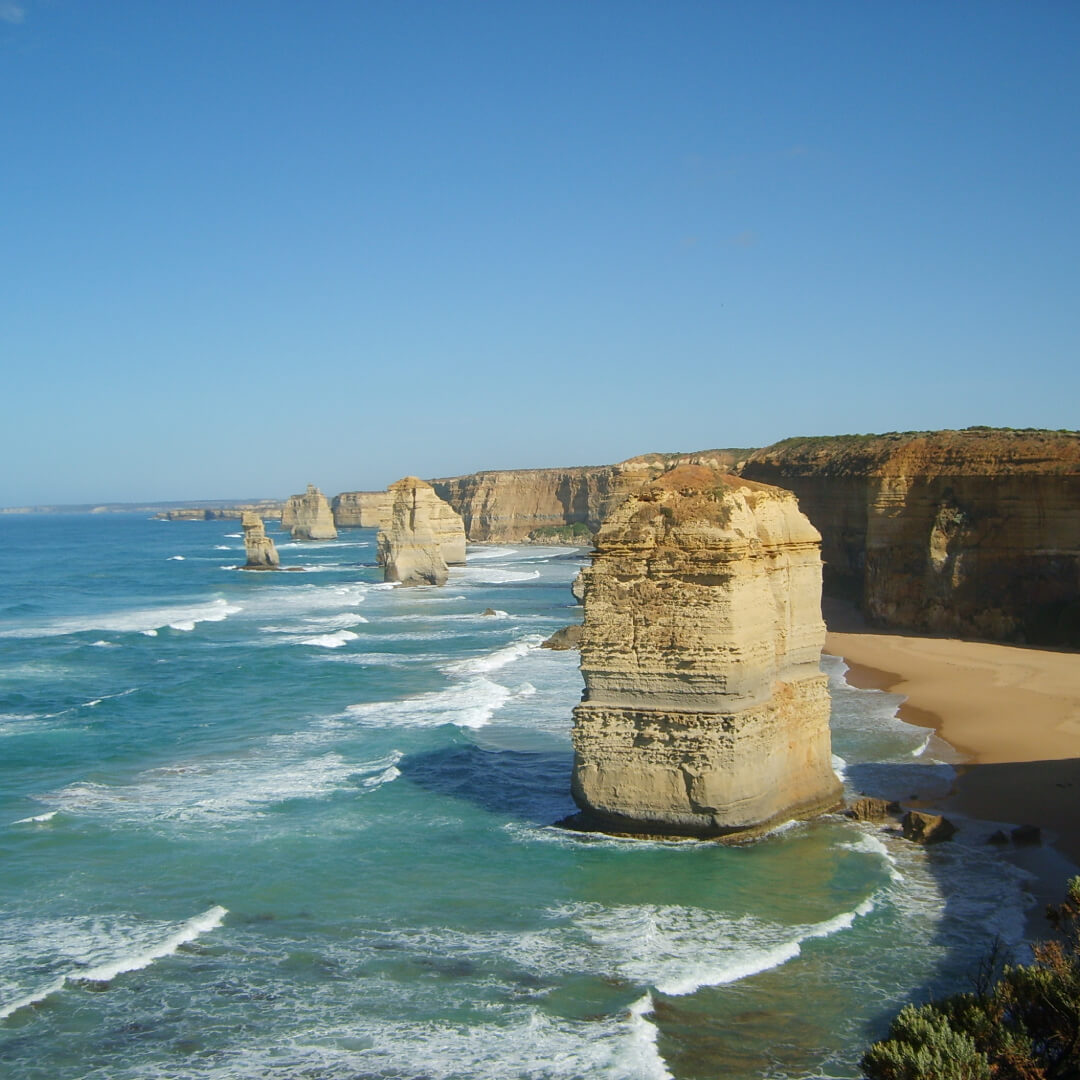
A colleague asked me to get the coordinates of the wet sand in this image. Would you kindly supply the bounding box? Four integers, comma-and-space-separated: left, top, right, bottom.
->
823, 602, 1080, 874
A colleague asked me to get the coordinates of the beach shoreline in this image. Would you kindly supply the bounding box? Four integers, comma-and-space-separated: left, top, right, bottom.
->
823, 603, 1080, 934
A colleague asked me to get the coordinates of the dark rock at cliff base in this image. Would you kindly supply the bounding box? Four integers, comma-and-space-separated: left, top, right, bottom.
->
481, 608, 499, 617
902, 810, 957, 844
541, 625, 583, 651
845, 797, 901, 822
1011, 824, 1042, 846
987, 829, 1010, 845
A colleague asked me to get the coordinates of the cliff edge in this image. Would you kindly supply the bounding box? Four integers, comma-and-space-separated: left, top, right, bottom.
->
740, 428, 1080, 644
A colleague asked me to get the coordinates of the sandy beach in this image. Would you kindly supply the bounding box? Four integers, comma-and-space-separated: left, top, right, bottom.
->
824, 600, 1080, 876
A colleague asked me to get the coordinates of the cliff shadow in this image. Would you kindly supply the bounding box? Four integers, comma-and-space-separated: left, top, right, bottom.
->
398, 741, 577, 826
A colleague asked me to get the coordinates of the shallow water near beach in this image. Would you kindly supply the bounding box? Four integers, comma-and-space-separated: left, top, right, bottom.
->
0, 514, 1039, 1079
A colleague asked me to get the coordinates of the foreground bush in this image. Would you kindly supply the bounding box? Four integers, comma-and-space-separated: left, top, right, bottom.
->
862, 877, 1080, 1080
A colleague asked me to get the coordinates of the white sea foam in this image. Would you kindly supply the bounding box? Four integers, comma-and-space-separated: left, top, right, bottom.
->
11, 810, 58, 824
43, 751, 399, 825
89, 640, 118, 648
440, 635, 544, 676
465, 547, 519, 560
167, 555, 185, 561
224, 533, 242, 538
0, 597, 241, 639
458, 567, 542, 584
345, 677, 528, 729
571, 898, 875, 996
300, 630, 359, 649
214, 544, 232, 550
0, 905, 228, 1020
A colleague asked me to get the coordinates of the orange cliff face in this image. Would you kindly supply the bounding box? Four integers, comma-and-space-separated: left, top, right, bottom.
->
428, 450, 752, 542
740, 429, 1080, 645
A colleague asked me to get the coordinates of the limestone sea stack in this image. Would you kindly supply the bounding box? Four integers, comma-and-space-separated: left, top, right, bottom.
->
376, 477, 466, 586
241, 512, 280, 569
570, 465, 842, 839
284, 485, 337, 541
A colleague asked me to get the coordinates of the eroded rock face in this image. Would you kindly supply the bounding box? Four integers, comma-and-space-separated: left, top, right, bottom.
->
429, 450, 751, 542
242, 512, 280, 568
740, 429, 1080, 644
283, 485, 337, 541
376, 477, 465, 586
570, 465, 841, 838
332, 490, 394, 529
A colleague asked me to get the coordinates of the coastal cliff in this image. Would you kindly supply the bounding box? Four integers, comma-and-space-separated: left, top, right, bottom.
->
332, 491, 393, 529
376, 477, 466, 586
241, 512, 280, 568
282, 485, 338, 541
430, 449, 751, 542
740, 429, 1080, 644
570, 465, 841, 838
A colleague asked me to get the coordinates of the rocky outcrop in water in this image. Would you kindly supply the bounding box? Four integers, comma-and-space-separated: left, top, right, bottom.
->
241, 512, 280, 568
376, 477, 466, 586
740, 429, 1080, 644
283, 485, 337, 541
430, 450, 751, 542
570, 465, 841, 838
332, 490, 394, 529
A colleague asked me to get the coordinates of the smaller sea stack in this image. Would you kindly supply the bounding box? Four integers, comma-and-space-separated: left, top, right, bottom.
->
283, 485, 337, 541
241, 512, 280, 569
376, 477, 465, 586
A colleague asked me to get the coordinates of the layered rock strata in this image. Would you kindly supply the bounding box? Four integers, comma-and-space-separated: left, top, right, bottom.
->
430, 450, 752, 542
332, 490, 394, 530
283, 485, 337, 541
570, 465, 841, 838
241, 512, 280, 568
376, 477, 466, 586
740, 429, 1080, 644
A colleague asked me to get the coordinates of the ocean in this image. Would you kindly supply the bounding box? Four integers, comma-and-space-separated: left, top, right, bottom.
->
0, 513, 1039, 1079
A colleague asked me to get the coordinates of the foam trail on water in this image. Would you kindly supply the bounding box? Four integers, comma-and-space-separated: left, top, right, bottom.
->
346, 677, 525, 729
440, 635, 544, 676
167, 555, 185, 561
0, 905, 228, 1020
300, 630, 359, 648
0, 598, 241, 639
11, 810, 58, 824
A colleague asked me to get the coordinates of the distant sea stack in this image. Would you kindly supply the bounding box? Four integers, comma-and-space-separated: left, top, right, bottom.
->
740, 428, 1080, 645
283, 485, 337, 541
376, 477, 466, 586
570, 465, 841, 839
429, 450, 751, 542
241, 512, 280, 569
332, 490, 394, 529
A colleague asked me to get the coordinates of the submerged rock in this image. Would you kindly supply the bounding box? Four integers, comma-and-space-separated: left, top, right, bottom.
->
541, 625, 583, 651
241, 513, 280, 569
845, 797, 901, 823
376, 477, 465, 586
901, 810, 957, 844
570, 465, 842, 839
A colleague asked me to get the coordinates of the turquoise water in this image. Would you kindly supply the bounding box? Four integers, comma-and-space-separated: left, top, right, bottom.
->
0, 514, 1036, 1079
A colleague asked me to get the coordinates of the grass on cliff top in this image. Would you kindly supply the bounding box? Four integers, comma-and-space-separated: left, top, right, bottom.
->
765, 427, 1078, 452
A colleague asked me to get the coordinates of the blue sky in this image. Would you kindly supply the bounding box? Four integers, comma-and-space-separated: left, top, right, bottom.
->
2, 2, 1077, 504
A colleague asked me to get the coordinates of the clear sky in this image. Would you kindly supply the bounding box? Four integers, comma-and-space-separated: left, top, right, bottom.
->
2, 1, 1077, 505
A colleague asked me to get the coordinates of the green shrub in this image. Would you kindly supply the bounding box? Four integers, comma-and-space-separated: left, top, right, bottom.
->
862, 877, 1080, 1080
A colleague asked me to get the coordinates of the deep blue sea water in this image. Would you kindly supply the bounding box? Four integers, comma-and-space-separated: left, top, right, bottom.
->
0, 514, 1039, 1079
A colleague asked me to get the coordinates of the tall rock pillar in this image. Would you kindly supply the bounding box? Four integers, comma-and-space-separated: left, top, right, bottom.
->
376, 477, 466, 586
241, 512, 280, 569
570, 465, 841, 838
284, 485, 337, 541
